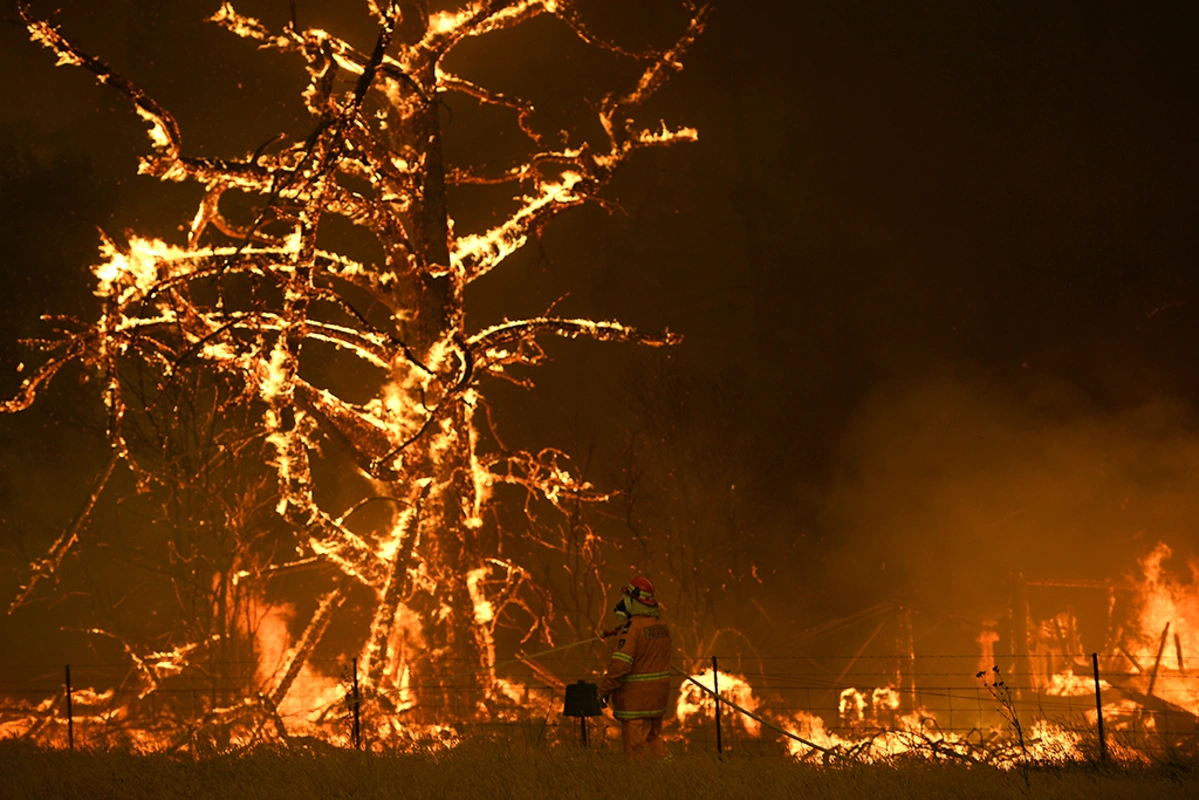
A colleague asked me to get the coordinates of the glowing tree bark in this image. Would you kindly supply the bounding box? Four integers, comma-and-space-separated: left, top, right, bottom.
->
5, 1, 705, 737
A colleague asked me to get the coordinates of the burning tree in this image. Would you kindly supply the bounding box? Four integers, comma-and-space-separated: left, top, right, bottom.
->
4, 1, 706, 745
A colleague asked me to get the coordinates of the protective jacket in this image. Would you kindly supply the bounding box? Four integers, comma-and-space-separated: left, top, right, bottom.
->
598, 614, 672, 720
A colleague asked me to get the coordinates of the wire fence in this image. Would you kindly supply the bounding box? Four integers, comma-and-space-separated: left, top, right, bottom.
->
1, 652, 1196, 757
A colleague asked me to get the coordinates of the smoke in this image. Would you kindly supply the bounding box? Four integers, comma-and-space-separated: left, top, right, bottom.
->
819, 367, 1199, 620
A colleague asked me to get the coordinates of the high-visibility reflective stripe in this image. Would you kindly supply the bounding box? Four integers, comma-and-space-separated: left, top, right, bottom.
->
611, 652, 634, 664
614, 707, 668, 720
624, 671, 670, 682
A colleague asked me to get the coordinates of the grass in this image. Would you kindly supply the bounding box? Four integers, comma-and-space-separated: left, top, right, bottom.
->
2, 738, 1197, 799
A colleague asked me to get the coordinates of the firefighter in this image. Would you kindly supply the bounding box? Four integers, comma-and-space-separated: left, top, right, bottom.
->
599, 576, 672, 759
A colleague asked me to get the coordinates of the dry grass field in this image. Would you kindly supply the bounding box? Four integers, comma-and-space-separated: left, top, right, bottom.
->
2, 739, 1197, 800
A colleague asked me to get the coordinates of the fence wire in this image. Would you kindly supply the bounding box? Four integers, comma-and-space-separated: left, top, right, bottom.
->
1, 652, 1196, 755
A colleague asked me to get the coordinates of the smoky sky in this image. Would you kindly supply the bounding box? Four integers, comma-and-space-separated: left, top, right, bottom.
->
1, 0, 1197, 660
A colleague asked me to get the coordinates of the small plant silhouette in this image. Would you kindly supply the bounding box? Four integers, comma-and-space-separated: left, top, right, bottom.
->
977, 665, 1031, 794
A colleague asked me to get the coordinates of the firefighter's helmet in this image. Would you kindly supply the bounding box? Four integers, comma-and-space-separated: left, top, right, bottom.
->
622, 576, 658, 607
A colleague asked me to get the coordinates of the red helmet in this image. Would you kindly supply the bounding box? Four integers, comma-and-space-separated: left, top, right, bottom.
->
623, 576, 658, 606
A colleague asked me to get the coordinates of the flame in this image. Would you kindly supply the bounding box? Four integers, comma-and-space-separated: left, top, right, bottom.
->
428, 9, 473, 35
839, 687, 866, 722
449, 171, 584, 280
94, 234, 177, 302
675, 667, 761, 738
254, 602, 295, 687
671, 652, 1189, 767
977, 629, 999, 675
1124, 542, 1199, 713
6, 0, 707, 753
466, 567, 494, 625
1043, 672, 1098, 697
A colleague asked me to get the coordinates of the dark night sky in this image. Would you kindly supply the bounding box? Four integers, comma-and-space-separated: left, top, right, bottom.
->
1, 1, 1198, 659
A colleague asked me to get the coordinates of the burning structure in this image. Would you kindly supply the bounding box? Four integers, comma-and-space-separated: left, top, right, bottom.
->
669, 543, 1199, 764
1003, 542, 1198, 739
2, 1, 708, 749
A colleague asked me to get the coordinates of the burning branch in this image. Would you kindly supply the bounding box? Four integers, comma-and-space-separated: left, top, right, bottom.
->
18, 6, 181, 161
8, 452, 119, 612
6, 0, 704, 746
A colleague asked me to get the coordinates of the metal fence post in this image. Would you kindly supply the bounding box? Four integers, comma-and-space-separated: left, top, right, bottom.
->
65, 664, 74, 752
352, 657, 362, 750
712, 656, 723, 759
1091, 652, 1106, 762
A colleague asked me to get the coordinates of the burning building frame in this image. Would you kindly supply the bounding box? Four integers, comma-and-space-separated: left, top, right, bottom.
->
1001, 542, 1198, 741
2, 0, 709, 749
